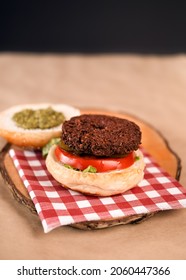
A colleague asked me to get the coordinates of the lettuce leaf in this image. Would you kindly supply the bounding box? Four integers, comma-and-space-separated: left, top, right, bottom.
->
42, 137, 61, 157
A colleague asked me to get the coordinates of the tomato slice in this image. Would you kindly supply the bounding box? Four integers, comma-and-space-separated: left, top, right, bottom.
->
54, 146, 135, 173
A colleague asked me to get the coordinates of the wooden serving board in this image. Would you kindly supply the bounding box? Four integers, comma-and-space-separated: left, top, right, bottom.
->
0, 109, 181, 229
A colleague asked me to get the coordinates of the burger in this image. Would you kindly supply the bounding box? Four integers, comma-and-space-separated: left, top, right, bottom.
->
46, 114, 145, 196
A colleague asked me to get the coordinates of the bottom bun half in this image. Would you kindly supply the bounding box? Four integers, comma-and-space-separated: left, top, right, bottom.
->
46, 145, 145, 196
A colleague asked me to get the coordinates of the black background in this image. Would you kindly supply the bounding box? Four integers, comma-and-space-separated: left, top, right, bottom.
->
1, 1, 186, 53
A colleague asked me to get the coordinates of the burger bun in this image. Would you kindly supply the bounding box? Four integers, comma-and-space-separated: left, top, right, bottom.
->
46, 145, 145, 196
0, 103, 80, 148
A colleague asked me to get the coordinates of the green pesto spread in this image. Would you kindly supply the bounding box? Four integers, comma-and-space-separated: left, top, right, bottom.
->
12, 107, 65, 129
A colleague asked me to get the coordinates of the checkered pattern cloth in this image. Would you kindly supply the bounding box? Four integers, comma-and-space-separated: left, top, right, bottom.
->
9, 147, 186, 233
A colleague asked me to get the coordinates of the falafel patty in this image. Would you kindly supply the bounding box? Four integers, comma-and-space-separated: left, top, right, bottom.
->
62, 114, 141, 157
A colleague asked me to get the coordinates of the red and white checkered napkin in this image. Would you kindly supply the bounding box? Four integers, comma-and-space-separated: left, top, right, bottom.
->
9, 148, 186, 233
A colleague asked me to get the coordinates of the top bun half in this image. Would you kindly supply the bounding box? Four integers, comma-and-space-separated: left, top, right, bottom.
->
0, 103, 80, 148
